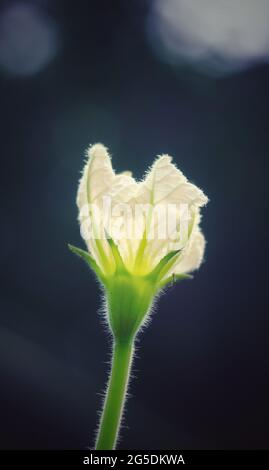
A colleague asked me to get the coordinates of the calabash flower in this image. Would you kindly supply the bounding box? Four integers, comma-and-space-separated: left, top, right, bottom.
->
69, 143, 208, 450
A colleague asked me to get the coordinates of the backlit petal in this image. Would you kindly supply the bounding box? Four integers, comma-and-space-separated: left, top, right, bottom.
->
171, 229, 206, 275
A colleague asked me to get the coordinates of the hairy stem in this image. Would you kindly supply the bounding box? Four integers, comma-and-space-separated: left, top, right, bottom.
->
95, 339, 134, 450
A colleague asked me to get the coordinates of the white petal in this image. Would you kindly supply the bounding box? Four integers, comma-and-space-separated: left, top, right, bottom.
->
119, 170, 133, 177
109, 173, 139, 204
76, 143, 115, 213
136, 154, 207, 271
76, 144, 116, 266
172, 229, 206, 275
139, 155, 208, 207
108, 174, 141, 269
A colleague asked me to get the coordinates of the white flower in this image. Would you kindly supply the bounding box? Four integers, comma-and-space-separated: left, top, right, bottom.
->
70, 143, 209, 450
70, 142, 209, 340
75, 143, 208, 284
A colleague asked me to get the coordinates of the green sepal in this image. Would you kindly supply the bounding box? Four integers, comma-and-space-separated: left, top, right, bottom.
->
147, 250, 181, 283
158, 272, 193, 290
68, 244, 105, 283
105, 234, 126, 273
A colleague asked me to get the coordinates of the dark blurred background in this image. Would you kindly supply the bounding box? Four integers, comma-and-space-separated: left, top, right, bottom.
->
0, 0, 268, 449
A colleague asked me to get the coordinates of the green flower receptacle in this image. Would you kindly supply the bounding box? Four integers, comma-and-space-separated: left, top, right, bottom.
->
105, 273, 156, 342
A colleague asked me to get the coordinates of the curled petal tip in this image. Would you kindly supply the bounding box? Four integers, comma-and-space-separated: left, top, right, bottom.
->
87, 143, 110, 159
156, 154, 173, 163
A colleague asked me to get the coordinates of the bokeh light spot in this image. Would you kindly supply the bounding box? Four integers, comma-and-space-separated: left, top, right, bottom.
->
147, 0, 269, 75
0, 2, 60, 77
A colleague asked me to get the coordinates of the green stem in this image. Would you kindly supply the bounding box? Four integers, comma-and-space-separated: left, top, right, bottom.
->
95, 339, 134, 450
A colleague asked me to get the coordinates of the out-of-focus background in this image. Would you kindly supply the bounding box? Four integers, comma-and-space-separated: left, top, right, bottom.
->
0, 0, 268, 449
